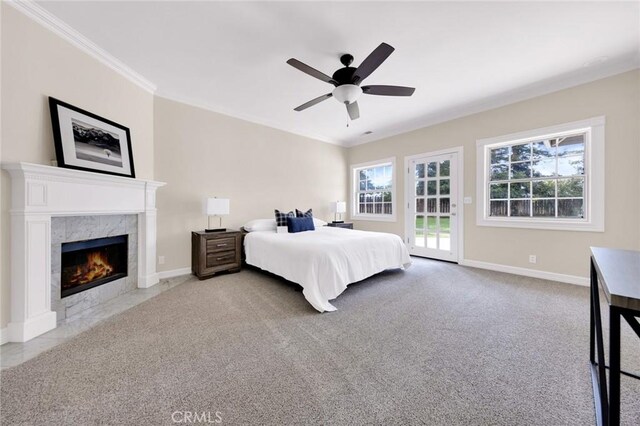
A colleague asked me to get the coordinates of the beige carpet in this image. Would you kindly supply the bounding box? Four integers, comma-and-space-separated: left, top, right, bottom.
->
1, 258, 639, 425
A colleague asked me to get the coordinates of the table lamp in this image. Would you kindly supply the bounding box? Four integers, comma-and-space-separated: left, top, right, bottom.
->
331, 201, 346, 223
204, 197, 229, 232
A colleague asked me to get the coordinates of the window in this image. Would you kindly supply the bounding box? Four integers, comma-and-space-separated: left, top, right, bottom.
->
476, 117, 605, 231
351, 158, 396, 221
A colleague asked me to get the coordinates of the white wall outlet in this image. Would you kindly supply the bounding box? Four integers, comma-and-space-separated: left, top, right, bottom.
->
529, 255, 537, 264
158, 256, 165, 265
463, 197, 472, 204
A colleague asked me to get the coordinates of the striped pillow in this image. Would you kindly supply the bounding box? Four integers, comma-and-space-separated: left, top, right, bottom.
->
274, 209, 294, 227
295, 208, 313, 218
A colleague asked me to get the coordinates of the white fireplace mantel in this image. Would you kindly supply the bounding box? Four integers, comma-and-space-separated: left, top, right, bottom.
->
2, 162, 166, 342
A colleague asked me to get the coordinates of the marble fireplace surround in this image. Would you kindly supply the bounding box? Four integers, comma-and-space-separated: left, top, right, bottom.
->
51, 215, 138, 322
3, 162, 165, 342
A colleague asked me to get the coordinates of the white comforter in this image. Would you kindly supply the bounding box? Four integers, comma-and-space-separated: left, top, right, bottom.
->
244, 227, 411, 312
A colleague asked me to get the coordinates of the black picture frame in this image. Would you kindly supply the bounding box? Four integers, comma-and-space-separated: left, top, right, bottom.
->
48, 97, 136, 178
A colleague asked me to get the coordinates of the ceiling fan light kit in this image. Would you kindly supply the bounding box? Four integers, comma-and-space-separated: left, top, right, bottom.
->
332, 84, 362, 105
287, 42, 415, 121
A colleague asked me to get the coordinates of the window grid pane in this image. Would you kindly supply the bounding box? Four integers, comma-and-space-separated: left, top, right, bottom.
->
355, 164, 393, 216
488, 132, 585, 219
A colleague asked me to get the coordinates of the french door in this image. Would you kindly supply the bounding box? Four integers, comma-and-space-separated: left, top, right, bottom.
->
406, 151, 459, 262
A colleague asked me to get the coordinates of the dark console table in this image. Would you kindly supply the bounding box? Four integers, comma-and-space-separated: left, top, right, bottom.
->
589, 247, 640, 426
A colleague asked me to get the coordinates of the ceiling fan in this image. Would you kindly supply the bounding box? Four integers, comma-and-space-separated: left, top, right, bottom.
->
287, 42, 415, 121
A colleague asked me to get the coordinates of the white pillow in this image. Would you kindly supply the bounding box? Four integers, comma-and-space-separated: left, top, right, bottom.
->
244, 218, 327, 231
313, 218, 328, 227
243, 218, 276, 232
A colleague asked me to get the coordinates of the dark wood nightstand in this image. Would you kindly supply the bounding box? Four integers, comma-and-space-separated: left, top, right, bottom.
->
327, 222, 353, 229
191, 230, 242, 279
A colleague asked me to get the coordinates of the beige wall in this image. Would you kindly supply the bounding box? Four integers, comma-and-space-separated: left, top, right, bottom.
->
348, 70, 640, 278
0, 4, 155, 328
154, 97, 348, 273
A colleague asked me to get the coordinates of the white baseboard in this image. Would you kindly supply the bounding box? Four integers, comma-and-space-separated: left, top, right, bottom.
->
0, 327, 8, 345
6, 311, 58, 343
158, 267, 192, 280
460, 259, 589, 287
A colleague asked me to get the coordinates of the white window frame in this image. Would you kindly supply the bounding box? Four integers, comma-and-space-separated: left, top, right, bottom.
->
476, 116, 605, 232
350, 157, 397, 222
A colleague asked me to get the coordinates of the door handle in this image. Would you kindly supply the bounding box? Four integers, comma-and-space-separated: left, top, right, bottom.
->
451, 203, 457, 208
451, 212, 457, 216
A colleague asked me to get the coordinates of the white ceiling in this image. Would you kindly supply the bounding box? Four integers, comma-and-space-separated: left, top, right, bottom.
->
36, 1, 640, 146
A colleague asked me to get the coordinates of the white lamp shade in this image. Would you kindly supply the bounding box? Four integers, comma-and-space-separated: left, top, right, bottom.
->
331, 201, 347, 214
332, 84, 362, 105
205, 198, 230, 215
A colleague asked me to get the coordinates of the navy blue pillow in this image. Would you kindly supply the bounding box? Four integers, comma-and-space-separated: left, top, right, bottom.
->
287, 216, 315, 233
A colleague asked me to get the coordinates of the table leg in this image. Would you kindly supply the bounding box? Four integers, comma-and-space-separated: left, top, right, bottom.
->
590, 259, 596, 363
590, 258, 609, 426
609, 306, 621, 426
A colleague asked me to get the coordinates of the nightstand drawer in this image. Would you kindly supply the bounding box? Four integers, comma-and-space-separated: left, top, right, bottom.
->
206, 250, 237, 267
206, 237, 236, 252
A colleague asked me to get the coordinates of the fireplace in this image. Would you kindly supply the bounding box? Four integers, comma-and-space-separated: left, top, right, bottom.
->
2, 162, 164, 342
61, 235, 128, 298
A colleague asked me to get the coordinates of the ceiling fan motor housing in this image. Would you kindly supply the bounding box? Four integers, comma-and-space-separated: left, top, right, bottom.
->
332, 67, 357, 85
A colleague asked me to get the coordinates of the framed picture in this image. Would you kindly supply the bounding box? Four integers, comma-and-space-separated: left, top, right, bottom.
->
48, 97, 135, 178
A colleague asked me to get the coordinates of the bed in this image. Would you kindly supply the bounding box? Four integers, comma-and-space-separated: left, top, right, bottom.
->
243, 226, 412, 312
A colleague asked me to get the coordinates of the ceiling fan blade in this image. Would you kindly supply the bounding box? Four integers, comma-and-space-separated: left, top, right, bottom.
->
362, 85, 415, 96
352, 42, 395, 84
347, 102, 360, 120
287, 58, 337, 85
294, 93, 333, 111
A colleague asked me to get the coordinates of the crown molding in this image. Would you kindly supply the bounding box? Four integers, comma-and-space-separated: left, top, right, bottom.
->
346, 55, 640, 147
154, 92, 344, 147
6, 1, 339, 146
6, 0, 157, 94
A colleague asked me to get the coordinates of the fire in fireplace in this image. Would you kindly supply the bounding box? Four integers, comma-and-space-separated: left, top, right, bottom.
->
61, 235, 128, 298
